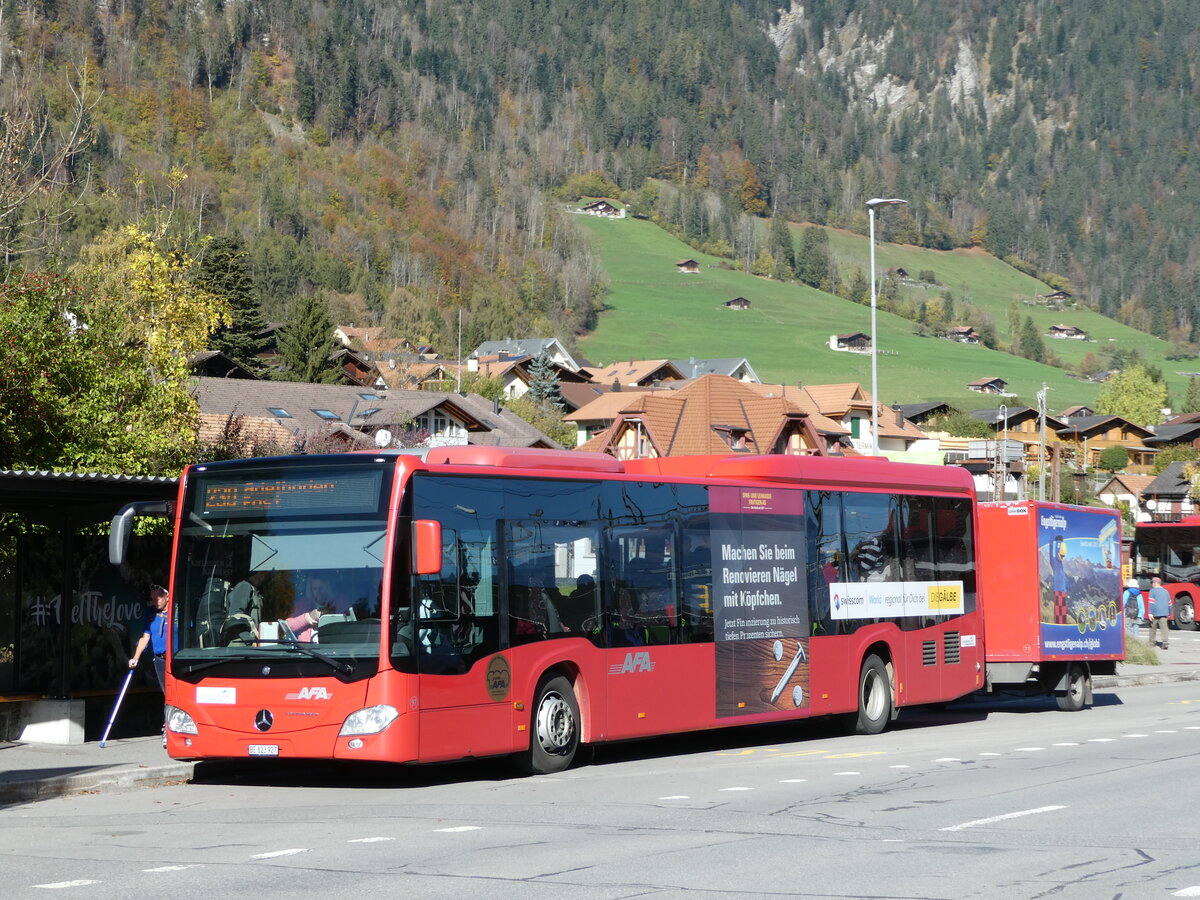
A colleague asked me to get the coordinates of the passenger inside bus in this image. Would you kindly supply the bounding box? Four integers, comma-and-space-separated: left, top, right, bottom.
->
512, 570, 570, 639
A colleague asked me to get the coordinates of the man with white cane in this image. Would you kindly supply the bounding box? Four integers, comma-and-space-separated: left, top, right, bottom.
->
127, 585, 169, 746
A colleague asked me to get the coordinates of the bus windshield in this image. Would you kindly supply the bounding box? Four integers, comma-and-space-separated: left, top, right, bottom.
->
1135, 524, 1200, 584
170, 459, 392, 678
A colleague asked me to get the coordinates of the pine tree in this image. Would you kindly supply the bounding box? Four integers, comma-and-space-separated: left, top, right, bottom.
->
526, 347, 563, 409
278, 294, 340, 383
199, 236, 269, 374
1182, 377, 1200, 414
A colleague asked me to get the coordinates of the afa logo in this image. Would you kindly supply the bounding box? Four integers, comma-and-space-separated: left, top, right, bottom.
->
608, 651, 655, 675
285, 686, 333, 701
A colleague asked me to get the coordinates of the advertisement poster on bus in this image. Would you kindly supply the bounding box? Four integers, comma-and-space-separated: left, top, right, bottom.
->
1038, 506, 1122, 656
709, 486, 809, 718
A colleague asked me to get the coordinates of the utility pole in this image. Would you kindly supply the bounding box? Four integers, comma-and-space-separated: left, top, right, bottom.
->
1037, 383, 1049, 501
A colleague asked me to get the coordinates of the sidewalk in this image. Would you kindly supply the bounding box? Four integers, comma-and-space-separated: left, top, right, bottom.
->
2, 635, 1199, 806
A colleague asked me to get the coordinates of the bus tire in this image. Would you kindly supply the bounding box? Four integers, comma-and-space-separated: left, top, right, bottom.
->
1056, 663, 1087, 712
518, 674, 580, 775
851, 654, 893, 735
1173, 594, 1196, 631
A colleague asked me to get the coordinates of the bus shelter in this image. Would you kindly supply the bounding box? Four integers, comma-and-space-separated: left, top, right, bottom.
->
0, 470, 177, 742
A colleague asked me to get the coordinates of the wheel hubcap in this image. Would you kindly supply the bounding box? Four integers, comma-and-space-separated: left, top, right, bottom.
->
536, 691, 575, 754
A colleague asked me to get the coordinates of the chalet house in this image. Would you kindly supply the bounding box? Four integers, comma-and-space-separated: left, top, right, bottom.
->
892, 267, 909, 279
723, 297, 751, 310
574, 375, 833, 460
1058, 405, 1096, 421
1048, 324, 1087, 340
893, 401, 958, 426
587, 359, 684, 389
1097, 473, 1155, 523
191, 376, 560, 452
830, 332, 872, 353
967, 376, 1010, 395
470, 338, 586, 373
1055, 415, 1157, 471
1146, 421, 1200, 453
676, 259, 700, 273
330, 347, 385, 390
969, 406, 1067, 465
1141, 461, 1196, 522
945, 326, 979, 344
377, 358, 459, 392
580, 199, 624, 218
803, 382, 930, 455
1042, 290, 1072, 302
670, 357, 761, 382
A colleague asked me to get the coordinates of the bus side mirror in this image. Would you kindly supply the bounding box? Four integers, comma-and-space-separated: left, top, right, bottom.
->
412, 520, 443, 575
109, 500, 174, 565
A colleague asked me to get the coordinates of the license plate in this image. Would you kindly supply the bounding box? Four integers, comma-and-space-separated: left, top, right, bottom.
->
248, 744, 279, 757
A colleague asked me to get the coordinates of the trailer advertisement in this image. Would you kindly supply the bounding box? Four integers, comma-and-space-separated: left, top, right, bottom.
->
1038, 506, 1123, 656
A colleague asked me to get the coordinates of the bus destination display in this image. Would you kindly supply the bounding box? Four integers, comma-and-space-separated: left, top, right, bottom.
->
197, 470, 383, 517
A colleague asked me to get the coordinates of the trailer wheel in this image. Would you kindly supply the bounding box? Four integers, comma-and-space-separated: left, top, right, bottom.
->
1056, 663, 1087, 712
1173, 594, 1196, 631
850, 654, 893, 735
516, 674, 579, 775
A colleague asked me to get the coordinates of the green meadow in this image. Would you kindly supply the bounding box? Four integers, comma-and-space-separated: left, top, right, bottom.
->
575, 213, 1187, 412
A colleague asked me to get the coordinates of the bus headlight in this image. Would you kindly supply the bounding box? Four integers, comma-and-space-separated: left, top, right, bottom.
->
165, 706, 198, 735
339, 704, 399, 736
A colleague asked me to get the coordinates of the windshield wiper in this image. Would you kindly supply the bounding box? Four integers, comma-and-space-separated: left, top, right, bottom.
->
257, 640, 355, 675
178, 643, 355, 676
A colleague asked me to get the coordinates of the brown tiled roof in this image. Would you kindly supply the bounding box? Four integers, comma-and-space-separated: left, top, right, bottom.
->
588, 359, 683, 386
585, 374, 824, 457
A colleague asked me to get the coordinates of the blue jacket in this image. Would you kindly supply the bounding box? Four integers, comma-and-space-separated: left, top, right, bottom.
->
1148, 585, 1171, 618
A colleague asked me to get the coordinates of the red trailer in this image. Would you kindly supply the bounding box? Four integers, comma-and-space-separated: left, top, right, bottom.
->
978, 500, 1123, 710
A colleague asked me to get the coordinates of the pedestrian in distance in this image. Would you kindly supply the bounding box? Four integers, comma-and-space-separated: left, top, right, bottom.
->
1123, 578, 1142, 641
1147, 576, 1171, 650
129, 584, 169, 690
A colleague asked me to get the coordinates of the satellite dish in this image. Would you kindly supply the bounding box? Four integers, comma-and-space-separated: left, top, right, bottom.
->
374, 429, 393, 448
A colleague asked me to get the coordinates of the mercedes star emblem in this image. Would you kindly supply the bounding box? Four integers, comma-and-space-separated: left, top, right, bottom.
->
254, 709, 274, 732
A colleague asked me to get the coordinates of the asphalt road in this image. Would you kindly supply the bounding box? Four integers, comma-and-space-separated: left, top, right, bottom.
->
3, 681, 1200, 899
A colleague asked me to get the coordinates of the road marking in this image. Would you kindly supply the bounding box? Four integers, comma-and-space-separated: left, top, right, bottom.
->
719, 786, 752, 792
1171, 887, 1200, 897
1052, 742, 1078, 747
1125, 733, 1148, 738
779, 779, 807, 783
143, 866, 197, 872
888, 765, 910, 769
1014, 747, 1044, 752
934, 757, 961, 762
1156, 730, 1178, 734
251, 849, 308, 859
833, 771, 861, 776
979, 752, 1001, 757
34, 881, 101, 889
348, 837, 394, 843
435, 826, 482, 833
940, 805, 1067, 832
659, 795, 690, 799
1087, 738, 1115, 742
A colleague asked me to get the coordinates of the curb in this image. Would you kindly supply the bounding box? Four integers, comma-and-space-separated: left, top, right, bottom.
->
1094, 669, 1200, 689
0, 761, 196, 807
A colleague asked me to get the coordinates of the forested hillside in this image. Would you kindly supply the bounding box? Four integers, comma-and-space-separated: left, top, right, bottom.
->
3, 0, 1199, 356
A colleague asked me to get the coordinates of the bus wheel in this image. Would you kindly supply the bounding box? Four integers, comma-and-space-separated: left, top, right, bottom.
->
519, 674, 580, 775
851, 654, 893, 735
1056, 664, 1087, 712
1173, 594, 1196, 631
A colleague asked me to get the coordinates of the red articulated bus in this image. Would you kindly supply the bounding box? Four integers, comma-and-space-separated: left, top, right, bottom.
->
1129, 517, 1200, 630
109, 447, 988, 774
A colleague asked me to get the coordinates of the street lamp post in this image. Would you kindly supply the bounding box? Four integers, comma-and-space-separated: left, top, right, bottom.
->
866, 197, 907, 455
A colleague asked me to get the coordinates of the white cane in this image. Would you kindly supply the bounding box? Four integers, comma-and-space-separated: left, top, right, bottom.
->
99, 670, 135, 748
